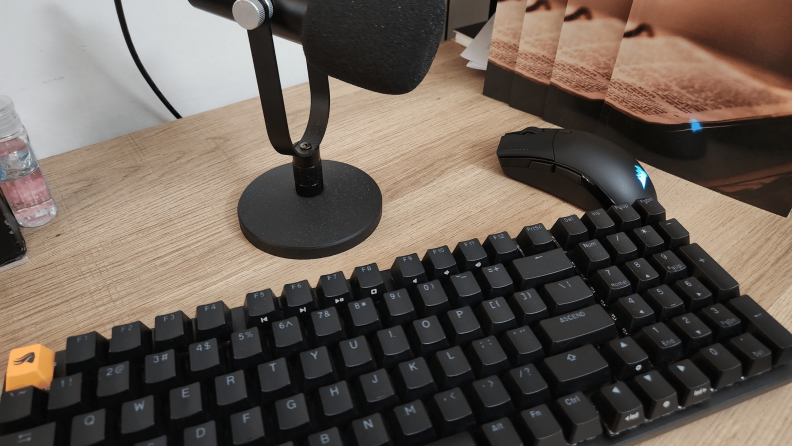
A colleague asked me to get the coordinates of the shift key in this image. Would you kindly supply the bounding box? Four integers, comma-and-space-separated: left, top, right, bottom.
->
509, 249, 575, 291
536, 305, 619, 355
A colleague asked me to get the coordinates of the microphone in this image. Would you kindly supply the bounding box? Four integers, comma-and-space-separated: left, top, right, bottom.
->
189, 0, 446, 94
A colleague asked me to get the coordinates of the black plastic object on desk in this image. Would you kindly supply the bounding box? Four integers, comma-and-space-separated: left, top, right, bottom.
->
0, 190, 26, 267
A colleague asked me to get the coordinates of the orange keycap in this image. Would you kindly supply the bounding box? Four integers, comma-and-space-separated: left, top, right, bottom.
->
5, 344, 55, 392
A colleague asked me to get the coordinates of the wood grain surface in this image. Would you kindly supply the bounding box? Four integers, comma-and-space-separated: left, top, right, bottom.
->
2, 42, 791, 445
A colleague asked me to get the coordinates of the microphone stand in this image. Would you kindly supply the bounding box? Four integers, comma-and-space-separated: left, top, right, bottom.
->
237, 21, 383, 258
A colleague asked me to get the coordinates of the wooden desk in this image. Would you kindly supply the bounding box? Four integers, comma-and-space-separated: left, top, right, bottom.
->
2, 42, 791, 445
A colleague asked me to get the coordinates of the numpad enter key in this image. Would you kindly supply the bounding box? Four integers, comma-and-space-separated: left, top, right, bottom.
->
3, 201, 792, 446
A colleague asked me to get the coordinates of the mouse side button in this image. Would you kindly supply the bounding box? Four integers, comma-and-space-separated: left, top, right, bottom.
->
529, 161, 554, 172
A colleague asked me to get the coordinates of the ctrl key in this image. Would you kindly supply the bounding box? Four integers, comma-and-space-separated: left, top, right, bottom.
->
517, 405, 566, 446
553, 392, 602, 444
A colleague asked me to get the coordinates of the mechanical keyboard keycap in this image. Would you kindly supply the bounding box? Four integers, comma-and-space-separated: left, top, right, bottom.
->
390, 400, 435, 445
300, 346, 337, 391
516, 223, 556, 255
184, 420, 217, 446
509, 249, 575, 291
244, 289, 279, 328
381, 289, 417, 327
611, 294, 656, 333
395, 358, 437, 401
607, 203, 642, 232
666, 360, 711, 407
693, 343, 742, 389
569, 239, 611, 276
411, 315, 450, 355
434, 347, 473, 388
468, 376, 513, 422
630, 371, 678, 420
308, 428, 343, 446
414, 280, 451, 316
477, 297, 517, 335
215, 370, 254, 413
504, 364, 550, 410
318, 381, 357, 426
338, 336, 376, 379
699, 304, 742, 341
540, 276, 595, 316
677, 243, 740, 301
643, 285, 686, 320
542, 345, 610, 396
536, 304, 618, 355
482, 232, 522, 265
481, 417, 522, 446
258, 358, 296, 401
430, 388, 475, 436
603, 232, 639, 264
517, 405, 566, 446
358, 369, 398, 413
135, 436, 166, 446
96, 361, 136, 408
109, 321, 152, 364
350, 264, 387, 299
728, 333, 773, 377
444, 273, 483, 307
650, 250, 688, 284
120, 395, 162, 444
635, 323, 683, 365
230, 406, 266, 446
602, 337, 650, 380
0, 423, 56, 446
508, 289, 549, 326
169, 382, 209, 429
631, 226, 665, 258
591, 266, 633, 302
453, 238, 489, 272
65, 331, 109, 376
231, 327, 267, 370
500, 327, 544, 366
350, 413, 390, 446
347, 298, 382, 337
0, 386, 45, 434
422, 246, 459, 281
634, 198, 666, 225
478, 264, 515, 299
188, 339, 225, 382
391, 253, 428, 289
195, 301, 232, 342
622, 258, 660, 292
656, 218, 690, 249
144, 350, 181, 394
550, 215, 589, 251
467, 336, 509, 377
282, 280, 318, 317
728, 295, 792, 365
443, 308, 481, 345
311, 307, 345, 346
669, 313, 713, 354
316, 271, 352, 309
582, 208, 617, 239
673, 277, 713, 311
374, 326, 413, 368
276, 394, 313, 440
153, 311, 194, 352
47, 373, 90, 421
593, 382, 645, 434
553, 392, 601, 444
272, 317, 307, 357
71, 409, 111, 446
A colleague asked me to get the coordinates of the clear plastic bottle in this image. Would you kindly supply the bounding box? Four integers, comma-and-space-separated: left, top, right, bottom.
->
0, 96, 57, 227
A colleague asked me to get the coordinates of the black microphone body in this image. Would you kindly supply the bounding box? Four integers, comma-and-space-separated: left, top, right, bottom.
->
188, 0, 445, 94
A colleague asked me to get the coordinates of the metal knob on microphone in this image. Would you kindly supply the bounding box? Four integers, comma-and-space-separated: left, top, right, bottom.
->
232, 0, 272, 30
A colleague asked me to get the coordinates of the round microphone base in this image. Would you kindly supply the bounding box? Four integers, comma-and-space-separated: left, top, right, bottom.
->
238, 160, 382, 259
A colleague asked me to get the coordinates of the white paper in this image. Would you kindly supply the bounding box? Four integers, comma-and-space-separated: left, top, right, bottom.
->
460, 15, 495, 69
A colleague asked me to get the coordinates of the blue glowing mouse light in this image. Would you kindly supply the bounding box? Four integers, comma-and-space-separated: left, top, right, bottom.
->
635, 165, 648, 189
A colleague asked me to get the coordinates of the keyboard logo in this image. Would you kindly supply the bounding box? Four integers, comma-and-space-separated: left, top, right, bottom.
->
634, 165, 648, 189
13, 352, 35, 365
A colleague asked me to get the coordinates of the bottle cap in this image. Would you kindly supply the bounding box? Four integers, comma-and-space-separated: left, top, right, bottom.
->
0, 96, 24, 139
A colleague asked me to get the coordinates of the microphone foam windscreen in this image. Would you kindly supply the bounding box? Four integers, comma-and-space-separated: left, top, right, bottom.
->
302, 0, 446, 95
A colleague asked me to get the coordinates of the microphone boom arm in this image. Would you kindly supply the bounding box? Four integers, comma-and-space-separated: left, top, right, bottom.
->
248, 20, 330, 197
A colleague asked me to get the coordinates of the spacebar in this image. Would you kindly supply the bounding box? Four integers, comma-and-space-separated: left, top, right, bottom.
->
536, 304, 619, 355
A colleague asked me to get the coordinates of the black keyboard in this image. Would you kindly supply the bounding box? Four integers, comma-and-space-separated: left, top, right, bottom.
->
2, 198, 792, 446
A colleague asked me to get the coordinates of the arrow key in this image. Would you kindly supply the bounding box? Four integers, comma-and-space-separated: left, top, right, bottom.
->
602, 337, 650, 380
630, 370, 678, 419
592, 382, 645, 434
666, 359, 710, 407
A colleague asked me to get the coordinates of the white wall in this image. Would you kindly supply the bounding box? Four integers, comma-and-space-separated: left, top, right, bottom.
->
0, 0, 309, 159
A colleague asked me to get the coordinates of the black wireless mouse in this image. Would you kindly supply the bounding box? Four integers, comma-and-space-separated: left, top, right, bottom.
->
497, 127, 657, 210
